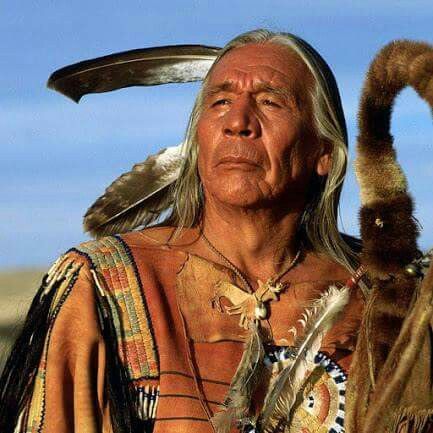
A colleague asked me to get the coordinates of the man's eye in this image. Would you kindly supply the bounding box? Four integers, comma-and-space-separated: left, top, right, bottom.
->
261, 99, 280, 107
212, 99, 230, 107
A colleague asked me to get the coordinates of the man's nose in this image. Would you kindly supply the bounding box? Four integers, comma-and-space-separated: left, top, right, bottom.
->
222, 96, 260, 139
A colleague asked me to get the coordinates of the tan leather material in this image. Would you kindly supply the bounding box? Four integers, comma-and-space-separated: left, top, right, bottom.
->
175, 251, 365, 373
33, 231, 365, 433
126, 231, 366, 432
43, 252, 112, 433
175, 253, 249, 342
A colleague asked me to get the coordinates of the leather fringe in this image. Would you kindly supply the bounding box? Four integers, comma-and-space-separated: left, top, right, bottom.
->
0, 255, 83, 433
391, 408, 433, 433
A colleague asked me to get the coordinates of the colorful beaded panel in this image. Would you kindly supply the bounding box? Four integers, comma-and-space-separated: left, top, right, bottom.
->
74, 235, 159, 380
264, 347, 346, 433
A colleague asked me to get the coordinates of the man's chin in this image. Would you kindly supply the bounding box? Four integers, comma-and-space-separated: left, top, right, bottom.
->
202, 174, 278, 208
207, 185, 268, 208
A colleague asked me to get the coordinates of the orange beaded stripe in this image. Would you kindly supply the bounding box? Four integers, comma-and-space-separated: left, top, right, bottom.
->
18, 236, 159, 433
74, 235, 159, 380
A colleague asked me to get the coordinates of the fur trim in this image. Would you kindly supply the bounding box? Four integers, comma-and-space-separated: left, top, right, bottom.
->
356, 40, 433, 277
359, 195, 419, 277
348, 39, 433, 433
362, 262, 433, 433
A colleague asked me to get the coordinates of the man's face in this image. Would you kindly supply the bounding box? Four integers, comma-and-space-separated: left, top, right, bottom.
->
196, 42, 328, 210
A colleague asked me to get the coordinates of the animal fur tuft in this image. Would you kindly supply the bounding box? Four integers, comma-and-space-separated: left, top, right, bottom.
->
359, 195, 419, 276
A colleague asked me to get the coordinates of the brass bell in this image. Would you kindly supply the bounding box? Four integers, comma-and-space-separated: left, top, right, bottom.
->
375, 217, 384, 228
404, 264, 419, 277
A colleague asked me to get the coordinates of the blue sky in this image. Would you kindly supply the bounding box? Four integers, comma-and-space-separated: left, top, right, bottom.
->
1, 1, 433, 268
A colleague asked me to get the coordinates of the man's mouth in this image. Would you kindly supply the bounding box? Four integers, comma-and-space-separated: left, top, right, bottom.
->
217, 156, 261, 167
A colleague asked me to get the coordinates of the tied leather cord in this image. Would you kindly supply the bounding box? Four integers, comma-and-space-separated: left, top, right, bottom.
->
176, 300, 218, 432
201, 231, 302, 327
201, 231, 302, 295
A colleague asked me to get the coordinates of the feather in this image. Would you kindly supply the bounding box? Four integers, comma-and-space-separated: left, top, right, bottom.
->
83, 145, 183, 238
47, 44, 221, 102
211, 323, 265, 433
258, 285, 350, 431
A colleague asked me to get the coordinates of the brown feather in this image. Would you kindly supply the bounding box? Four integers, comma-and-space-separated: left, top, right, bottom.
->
211, 323, 265, 433
47, 45, 220, 102
83, 146, 183, 238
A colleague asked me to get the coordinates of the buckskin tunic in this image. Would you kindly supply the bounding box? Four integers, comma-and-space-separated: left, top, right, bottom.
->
17, 228, 365, 433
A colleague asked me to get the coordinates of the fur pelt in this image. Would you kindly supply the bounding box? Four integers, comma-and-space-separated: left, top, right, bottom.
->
347, 40, 433, 433
347, 262, 433, 433
355, 40, 433, 277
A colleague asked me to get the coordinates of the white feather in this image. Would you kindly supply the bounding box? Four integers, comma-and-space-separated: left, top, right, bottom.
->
259, 284, 350, 430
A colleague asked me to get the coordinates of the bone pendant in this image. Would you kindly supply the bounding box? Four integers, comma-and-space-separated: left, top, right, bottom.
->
211, 279, 286, 329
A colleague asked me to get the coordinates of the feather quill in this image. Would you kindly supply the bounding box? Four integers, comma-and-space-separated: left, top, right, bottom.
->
47, 45, 221, 102
83, 145, 183, 238
211, 323, 265, 433
258, 285, 350, 431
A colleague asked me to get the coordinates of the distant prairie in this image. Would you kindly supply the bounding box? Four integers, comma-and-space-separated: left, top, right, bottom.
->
0, 268, 45, 371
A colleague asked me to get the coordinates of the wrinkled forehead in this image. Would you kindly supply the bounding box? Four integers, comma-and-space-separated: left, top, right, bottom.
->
206, 42, 314, 93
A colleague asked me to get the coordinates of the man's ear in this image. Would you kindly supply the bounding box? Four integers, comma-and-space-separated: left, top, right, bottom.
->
315, 141, 332, 176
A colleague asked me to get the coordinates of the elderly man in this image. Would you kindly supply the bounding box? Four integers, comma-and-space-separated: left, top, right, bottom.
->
4, 29, 418, 433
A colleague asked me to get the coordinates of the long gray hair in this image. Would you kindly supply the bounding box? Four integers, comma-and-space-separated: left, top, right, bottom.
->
165, 29, 361, 279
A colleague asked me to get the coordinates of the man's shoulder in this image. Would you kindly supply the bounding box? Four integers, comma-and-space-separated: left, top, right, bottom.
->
40, 233, 162, 383
65, 228, 184, 268
83, 226, 201, 273
67, 226, 181, 255
48, 227, 194, 292
301, 250, 353, 282
120, 225, 201, 257
121, 226, 179, 248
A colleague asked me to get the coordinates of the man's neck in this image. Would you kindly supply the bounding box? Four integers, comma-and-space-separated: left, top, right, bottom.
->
201, 198, 302, 284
